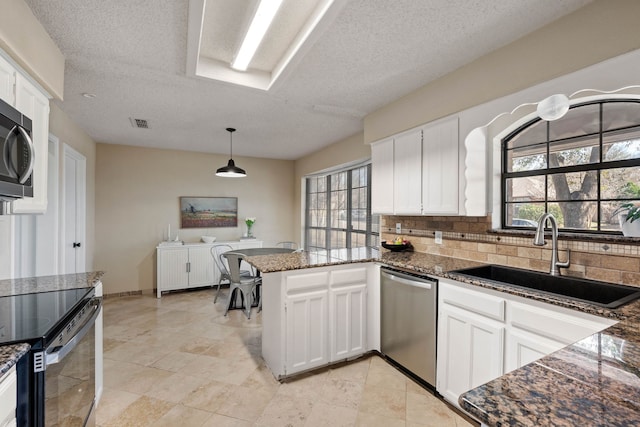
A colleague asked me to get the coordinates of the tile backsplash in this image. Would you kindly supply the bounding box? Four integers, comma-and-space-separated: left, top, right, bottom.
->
381, 215, 640, 287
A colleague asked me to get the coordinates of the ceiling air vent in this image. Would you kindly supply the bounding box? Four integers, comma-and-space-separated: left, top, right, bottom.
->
129, 118, 149, 129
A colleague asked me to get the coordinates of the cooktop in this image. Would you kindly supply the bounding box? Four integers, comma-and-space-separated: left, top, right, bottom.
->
0, 288, 93, 346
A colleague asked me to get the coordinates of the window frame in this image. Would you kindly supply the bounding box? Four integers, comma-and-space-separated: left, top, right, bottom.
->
304, 163, 379, 254
501, 99, 640, 234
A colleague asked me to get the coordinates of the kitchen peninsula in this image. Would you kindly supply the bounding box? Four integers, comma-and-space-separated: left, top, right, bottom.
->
246, 250, 640, 426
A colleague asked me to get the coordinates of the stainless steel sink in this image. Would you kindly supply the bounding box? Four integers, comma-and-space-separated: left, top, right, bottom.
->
451, 265, 640, 309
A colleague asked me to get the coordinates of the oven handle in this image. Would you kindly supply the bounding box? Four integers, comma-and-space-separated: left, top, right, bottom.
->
45, 297, 102, 366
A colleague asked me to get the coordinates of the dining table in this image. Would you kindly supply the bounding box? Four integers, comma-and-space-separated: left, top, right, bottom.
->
222, 247, 296, 309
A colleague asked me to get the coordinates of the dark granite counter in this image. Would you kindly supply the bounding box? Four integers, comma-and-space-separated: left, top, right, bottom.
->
0, 271, 104, 297
251, 249, 640, 426
247, 248, 380, 273
0, 343, 29, 376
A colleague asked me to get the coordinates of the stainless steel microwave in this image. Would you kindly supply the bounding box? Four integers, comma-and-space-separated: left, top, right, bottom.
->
0, 97, 34, 203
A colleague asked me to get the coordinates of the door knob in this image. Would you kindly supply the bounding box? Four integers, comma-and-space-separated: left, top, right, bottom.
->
73, 242, 81, 248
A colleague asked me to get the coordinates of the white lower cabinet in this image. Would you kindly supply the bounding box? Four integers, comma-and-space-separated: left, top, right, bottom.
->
156, 240, 262, 298
285, 288, 329, 373
0, 365, 17, 427
263, 263, 376, 379
436, 277, 616, 409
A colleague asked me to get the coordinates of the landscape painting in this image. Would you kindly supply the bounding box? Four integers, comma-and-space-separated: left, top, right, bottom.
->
180, 197, 238, 228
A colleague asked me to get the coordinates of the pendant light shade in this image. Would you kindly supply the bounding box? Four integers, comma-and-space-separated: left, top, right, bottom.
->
216, 127, 246, 177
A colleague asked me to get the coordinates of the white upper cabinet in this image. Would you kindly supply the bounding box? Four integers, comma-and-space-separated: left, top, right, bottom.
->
393, 129, 422, 214
371, 115, 460, 215
0, 52, 51, 214
422, 116, 459, 215
371, 138, 394, 214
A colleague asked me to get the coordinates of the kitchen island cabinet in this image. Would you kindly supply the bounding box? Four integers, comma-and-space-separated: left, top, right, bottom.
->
257, 260, 378, 379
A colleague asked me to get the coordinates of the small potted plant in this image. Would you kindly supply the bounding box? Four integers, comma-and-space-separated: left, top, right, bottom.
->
612, 202, 640, 237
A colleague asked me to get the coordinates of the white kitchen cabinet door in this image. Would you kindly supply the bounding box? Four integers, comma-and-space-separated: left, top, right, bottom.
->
504, 329, 565, 374
285, 289, 329, 375
437, 304, 504, 406
330, 283, 366, 361
0, 55, 15, 105
371, 138, 394, 214
422, 116, 459, 215
187, 246, 214, 288
157, 248, 190, 295
393, 129, 422, 214
12, 73, 50, 214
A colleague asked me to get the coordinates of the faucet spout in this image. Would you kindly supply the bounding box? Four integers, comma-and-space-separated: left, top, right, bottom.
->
533, 213, 570, 276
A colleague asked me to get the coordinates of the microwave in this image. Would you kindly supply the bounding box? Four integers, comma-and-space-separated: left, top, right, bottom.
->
0, 97, 34, 205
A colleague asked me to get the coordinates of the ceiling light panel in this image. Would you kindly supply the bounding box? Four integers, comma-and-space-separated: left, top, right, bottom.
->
231, 0, 284, 71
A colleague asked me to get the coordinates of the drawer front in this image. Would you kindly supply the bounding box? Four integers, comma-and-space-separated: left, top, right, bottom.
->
440, 280, 506, 321
286, 271, 330, 293
330, 267, 367, 287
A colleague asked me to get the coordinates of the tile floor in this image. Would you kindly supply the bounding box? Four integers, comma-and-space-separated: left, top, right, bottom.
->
97, 288, 475, 427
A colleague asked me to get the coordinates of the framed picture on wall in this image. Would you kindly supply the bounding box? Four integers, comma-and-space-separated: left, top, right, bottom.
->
180, 197, 238, 228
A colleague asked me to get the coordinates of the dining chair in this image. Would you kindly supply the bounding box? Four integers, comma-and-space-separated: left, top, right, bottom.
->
276, 241, 298, 249
210, 244, 233, 303
222, 252, 262, 319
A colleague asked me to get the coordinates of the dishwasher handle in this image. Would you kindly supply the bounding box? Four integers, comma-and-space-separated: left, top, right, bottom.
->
381, 270, 434, 290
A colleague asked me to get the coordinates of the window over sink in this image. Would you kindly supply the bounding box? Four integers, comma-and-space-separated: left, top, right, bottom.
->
502, 99, 640, 234
305, 163, 379, 255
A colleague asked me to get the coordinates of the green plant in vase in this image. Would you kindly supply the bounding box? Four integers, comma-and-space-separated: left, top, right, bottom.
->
245, 217, 256, 238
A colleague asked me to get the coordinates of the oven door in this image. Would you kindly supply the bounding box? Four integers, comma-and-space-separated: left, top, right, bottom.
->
43, 297, 102, 426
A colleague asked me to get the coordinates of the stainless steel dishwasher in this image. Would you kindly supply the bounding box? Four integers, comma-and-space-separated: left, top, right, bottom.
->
381, 267, 437, 387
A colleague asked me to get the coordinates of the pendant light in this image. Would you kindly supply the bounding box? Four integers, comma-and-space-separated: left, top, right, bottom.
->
216, 127, 247, 178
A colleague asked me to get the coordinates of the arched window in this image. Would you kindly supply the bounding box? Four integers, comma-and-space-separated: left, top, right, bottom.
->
502, 99, 640, 233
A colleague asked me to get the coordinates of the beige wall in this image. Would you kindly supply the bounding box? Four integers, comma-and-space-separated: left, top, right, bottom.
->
95, 143, 295, 295
49, 104, 97, 272
293, 132, 369, 242
0, 0, 65, 99
364, 0, 640, 143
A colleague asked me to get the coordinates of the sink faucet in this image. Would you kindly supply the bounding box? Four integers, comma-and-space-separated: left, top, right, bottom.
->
533, 213, 570, 276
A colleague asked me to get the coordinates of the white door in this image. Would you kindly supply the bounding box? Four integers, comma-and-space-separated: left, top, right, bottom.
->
285, 289, 329, 375
330, 284, 366, 361
62, 144, 86, 274
393, 129, 422, 214
437, 305, 504, 406
371, 138, 394, 214
187, 246, 214, 287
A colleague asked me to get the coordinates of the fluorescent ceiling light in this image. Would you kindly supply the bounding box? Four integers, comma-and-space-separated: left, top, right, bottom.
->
231, 0, 284, 71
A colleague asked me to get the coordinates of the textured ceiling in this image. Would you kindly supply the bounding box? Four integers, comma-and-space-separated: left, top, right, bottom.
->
23, 0, 593, 160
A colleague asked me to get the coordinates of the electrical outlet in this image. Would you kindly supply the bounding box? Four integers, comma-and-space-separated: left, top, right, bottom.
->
396, 223, 402, 233
435, 230, 443, 244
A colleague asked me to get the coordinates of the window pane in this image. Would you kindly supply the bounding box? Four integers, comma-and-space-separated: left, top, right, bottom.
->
553, 201, 598, 230
507, 120, 547, 149
506, 144, 547, 172
332, 172, 347, 190
601, 201, 624, 232
317, 177, 326, 192
308, 178, 317, 193
601, 166, 640, 199
603, 130, 640, 161
504, 202, 545, 226
603, 102, 640, 131
330, 230, 345, 248
548, 171, 598, 201
505, 176, 545, 202
549, 103, 600, 140
548, 136, 600, 168
352, 232, 365, 247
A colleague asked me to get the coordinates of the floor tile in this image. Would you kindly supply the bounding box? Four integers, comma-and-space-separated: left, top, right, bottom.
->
97, 290, 476, 427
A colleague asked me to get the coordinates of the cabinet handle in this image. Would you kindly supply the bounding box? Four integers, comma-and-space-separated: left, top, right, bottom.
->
187, 262, 191, 273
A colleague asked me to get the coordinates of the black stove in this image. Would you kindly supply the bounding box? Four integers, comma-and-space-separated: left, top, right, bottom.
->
0, 288, 93, 348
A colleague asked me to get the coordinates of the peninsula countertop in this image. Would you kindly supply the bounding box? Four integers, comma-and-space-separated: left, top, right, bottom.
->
249, 249, 640, 426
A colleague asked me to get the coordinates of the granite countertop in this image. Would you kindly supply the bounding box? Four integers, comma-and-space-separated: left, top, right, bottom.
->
250, 249, 640, 426
246, 248, 381, 273
0, 343, 30, 376
0, 271, 105, 297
